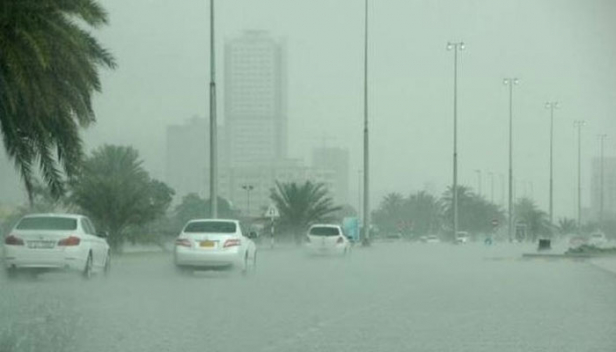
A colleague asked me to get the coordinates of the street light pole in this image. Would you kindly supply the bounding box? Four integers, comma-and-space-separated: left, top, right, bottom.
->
447, 41, 464, 241
241, 185, 254, 217
504, 78, 519, 242
362, 0, 370, 245
574, 120, 585, 232
209, 0, 218, 218
545, 102, 558, 225
475, 169, 482, 197
489, 172, 495, 203
599, 134, 607, 225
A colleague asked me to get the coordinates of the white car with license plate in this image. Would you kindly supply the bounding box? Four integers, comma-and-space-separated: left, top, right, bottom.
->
305, 224, 351, 256
173, 219, 257, 274
3, 213, 110, 279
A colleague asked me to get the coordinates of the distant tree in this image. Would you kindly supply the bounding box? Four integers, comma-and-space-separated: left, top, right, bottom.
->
0, 0, 116, 201
270, 181, 341, 242
515, 198, 550, 241
557, 217, 577, 235
68, 145, 174, 251
173, 193, 239, 228
441, 185, 504, 238
372, 191, 441, 238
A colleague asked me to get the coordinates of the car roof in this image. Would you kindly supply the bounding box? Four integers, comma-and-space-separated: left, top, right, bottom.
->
186, 219, 239, 224
22, 213, 84, 219
309, 224, 340, 228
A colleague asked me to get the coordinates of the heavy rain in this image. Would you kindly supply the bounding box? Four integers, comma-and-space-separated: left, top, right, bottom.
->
1, 1, 616, 352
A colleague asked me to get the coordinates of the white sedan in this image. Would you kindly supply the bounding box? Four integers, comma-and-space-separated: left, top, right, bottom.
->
3, 213, 110, 279
173, 219, 257, 274
305, 224, 351, 256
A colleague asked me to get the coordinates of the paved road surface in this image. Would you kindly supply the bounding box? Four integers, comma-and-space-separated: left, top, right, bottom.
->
1, 243, 615, 352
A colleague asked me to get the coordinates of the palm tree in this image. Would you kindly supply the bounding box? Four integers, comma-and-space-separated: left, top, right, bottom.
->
270, 181, 341, 242
557, 217, 577, 236
68, 145, 174, 251
0, 0, 116, 202
515, 198, 551, 241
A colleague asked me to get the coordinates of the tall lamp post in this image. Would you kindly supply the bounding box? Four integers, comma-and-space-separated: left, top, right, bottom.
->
362, 0, 370, 245
209, 0, 218, 218
598, 134, 607, 226
504, 78, 519, 242
574, 120, 585, 232
545, 102, 558, 224
447, 41, 464, 240
242, 185, 254, 218
474, 169, 482, 197
489, 172, 495, 203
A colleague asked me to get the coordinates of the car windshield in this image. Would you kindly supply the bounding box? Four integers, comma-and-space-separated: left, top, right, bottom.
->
184, 221, 236, 233
16, 217, 78, 231
309, 226, 340, 236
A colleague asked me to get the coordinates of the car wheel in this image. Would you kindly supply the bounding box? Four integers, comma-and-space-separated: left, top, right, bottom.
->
103, 252, 111, 276
82, 252, 93, 280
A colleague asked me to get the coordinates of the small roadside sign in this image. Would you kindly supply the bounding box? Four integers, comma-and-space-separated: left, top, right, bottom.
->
265, 205, 280, 219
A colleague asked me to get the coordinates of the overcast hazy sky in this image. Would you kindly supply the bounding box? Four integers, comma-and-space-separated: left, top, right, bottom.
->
22, 0, 616, 218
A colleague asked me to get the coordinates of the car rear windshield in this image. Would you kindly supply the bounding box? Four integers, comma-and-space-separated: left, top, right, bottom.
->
16, 217, 78, 231
184, 221, 237, 233
309, 226, 340, 236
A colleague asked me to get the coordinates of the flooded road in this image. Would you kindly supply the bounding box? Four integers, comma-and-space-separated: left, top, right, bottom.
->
2, 243, 615, 352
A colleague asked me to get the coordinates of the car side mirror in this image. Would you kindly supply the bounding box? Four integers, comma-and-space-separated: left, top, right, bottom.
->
247, 231, 257, 239
98, 231, 108, 239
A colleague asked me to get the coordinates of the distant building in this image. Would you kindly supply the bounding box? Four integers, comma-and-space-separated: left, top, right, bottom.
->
312, 147, 349, 205
224, 30, 287, 166
165, 116, 226, 200
590, 156, 616, 221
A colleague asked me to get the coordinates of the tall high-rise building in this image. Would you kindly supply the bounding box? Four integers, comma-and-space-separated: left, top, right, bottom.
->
591, 157, 616, 221
224, 30, 287, 166
312, 147, 350, 205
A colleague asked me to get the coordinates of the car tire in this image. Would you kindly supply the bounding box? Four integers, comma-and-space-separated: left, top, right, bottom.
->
82, 252, 93, 280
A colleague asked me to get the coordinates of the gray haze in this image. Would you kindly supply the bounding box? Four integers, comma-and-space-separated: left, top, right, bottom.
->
6, 0, 616, 217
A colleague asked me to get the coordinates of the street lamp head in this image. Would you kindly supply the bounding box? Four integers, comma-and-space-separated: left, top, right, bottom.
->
446, 42, 453, 51
459, 42, 465, 50
513, 78, 519, 85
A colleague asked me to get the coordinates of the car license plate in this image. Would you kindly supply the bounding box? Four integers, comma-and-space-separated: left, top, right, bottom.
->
27, 241, 55, 249
200, 241, 215, 248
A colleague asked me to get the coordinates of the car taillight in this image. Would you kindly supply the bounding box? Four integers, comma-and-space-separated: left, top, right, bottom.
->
337, 237, 344, 244
5, 235, 24, 246
223, 239, 241, 248
58, 236, 81, 246
175, 238, 191, 247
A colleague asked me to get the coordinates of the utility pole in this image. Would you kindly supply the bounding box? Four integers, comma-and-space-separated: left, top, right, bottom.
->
489, 172, 495, 203
599, 134, 607, 226
545, 102, 558, 224
209, 0, 218, 218
504, 78, 519, 242
475, 169, 482, 197
241, 185, 254, 217
447, 41, 465, 241
362, 0, 370, 245
574, 120, 585, 232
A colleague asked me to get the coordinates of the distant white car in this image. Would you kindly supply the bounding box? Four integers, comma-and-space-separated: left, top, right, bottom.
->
455, 231, 470, 244
588, 232, 608, 247
305, 224, 351, 256
3, 213, 110, 279
425, 235, 441, 244
173, 219, 257, 274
